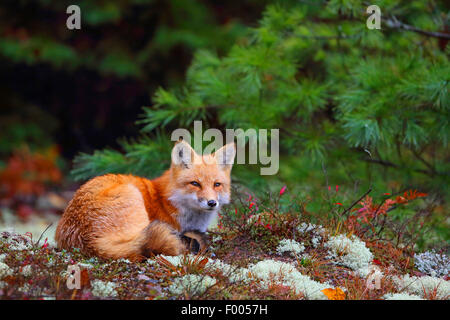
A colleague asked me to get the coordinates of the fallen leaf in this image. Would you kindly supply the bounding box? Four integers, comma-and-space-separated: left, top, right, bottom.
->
322, 287, 346, 300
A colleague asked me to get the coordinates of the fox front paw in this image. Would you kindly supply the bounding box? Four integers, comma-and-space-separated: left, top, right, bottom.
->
180, 230, 209, 254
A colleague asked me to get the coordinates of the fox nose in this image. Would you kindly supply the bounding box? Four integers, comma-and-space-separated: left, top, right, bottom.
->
207, 200, 217, 208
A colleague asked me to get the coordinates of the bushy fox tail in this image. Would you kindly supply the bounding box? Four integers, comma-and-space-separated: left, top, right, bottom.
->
93, 220, 185, 261
138, 220, 185, 257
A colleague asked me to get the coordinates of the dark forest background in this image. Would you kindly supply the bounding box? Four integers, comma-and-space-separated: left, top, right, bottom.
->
0, 0, 269, 160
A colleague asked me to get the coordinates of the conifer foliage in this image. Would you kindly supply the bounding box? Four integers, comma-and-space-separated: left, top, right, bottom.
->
73, 1, 449, 196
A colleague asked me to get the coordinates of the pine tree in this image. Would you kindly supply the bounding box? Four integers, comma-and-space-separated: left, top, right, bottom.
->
72, 0, 449, 198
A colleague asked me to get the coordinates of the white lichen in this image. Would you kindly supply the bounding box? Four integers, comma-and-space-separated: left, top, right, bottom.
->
203, 258, 251, 284
0, 262, 13, 279
157, 254, 187, 267
249, 259, 296, 282
117, 258, 131, 264
18, 283, 43, 296
8, 239, 32, 251
205, 258, 231, 273
146, 258, 157, 266
297, 222, 325, 235
325, 234, 374, 277
393, 274, 450, 299
297, 223, 326, 248
276, 239, 305, 256
168, 274, 216, 296
383, 293, 424, 300
154, 253, 251, 285
91, 280, 119, 298
414, 250, 449, 278
1, 231, 33, 251
157, 253, 250, 285
248, 259, 332, 300
228, 267, 251, 284
21, 264, 33, 277
311, 236, 321, 248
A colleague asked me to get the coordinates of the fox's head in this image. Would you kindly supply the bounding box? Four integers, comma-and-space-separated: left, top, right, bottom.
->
168, 140, 236, 214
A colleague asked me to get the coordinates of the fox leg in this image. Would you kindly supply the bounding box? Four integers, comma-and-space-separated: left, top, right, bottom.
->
139, 220, 186, 257
180, 230, 209, 254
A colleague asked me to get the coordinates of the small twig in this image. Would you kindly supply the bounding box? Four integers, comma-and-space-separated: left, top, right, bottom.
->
363, 158, 442, 176
340, 188, 372, 217
411, 148, 438, 176
385, 15, 450, 40
35, 223, 53, 248
376, 214, 388, 237
364, 158, 397, 168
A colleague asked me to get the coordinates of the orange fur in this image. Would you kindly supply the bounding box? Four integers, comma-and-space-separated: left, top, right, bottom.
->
55, 141, 235, 260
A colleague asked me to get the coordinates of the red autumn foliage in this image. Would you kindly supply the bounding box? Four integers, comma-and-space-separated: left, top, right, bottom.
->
345, 190, 428, 234
394, 190, 428, 204
0, 146, 62, 199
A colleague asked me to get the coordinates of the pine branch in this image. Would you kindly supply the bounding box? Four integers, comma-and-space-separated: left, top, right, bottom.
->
363, 157, 447, 177
358, 0, 450, 39
411, 148, 438, 176
385, 15, 450, 40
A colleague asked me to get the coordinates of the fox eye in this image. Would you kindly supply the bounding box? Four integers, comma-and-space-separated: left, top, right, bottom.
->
190, 181, 201, 187
214, 182, 221, 187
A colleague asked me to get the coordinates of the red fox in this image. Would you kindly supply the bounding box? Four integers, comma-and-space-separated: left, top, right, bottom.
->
55, 140, 235, 261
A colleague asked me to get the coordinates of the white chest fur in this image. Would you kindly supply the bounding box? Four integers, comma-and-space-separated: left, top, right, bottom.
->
176, 208, 216, 233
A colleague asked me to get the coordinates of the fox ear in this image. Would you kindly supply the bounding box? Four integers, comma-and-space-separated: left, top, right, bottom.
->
172, 140, 196, 169
214, 143, 236, 171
